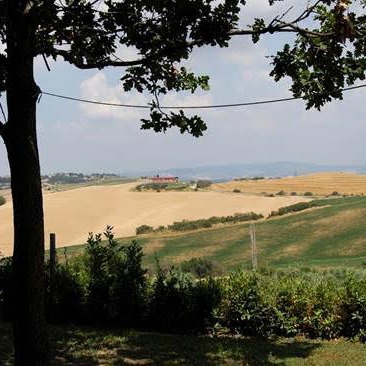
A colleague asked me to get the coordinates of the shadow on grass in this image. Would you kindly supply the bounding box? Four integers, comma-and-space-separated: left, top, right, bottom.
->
50, 326, 321, 366
0, 322, 14, 366
1, 322, 321, 366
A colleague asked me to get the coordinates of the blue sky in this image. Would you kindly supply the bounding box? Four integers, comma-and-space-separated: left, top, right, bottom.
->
0, 0, 365, 175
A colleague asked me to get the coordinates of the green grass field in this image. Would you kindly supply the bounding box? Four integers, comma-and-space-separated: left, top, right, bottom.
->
1, 322, 366, 365
58, 196, 366, 272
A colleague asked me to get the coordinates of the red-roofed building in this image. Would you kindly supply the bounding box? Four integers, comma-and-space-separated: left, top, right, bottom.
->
149, 175, 179, 184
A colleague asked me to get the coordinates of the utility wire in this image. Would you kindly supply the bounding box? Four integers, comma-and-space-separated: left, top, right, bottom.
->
0, 102, 7, 122
41, 83, 366, 110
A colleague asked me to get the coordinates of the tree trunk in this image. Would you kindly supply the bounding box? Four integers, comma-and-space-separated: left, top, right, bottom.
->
3, 1, 48, 364
4, 125, 48, 366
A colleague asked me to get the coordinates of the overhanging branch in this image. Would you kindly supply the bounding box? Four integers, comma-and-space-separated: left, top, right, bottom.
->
228, 24, 333, 39
55, 49, 146, 69
54, 23, 334, 70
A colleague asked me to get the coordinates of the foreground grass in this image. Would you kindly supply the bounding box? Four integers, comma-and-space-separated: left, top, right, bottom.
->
1, 322, 366, 366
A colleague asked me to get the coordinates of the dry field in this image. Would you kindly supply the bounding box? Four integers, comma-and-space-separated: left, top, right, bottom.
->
0, 182, 308, 257
213, 172, 366, 196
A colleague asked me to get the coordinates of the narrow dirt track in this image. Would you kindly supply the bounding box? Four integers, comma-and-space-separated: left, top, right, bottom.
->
0, 182, 309, 256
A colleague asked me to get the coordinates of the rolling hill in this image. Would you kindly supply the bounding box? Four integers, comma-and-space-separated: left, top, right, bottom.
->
0, 182, 306, 257
59, 196, 366, 271
213, 172, 366, 196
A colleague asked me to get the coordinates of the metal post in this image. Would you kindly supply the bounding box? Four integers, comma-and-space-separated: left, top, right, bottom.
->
249, 223, 258, 270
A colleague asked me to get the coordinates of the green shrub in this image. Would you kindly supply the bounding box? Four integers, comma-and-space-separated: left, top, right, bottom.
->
155, 225, 166, 232
269, 201, 311, 217
148, 267, 221, 333
166, 212, 263, 232
340, 274, 366, 341
273, 274, 343, 339
276, 190, 285, 196
45, 262, 86, 323
83, 230, 114, 322
233, 189, 241, 193
291, 192, 297, 196
109, 240, 147, 327
4, 228, 364, 340
196, 180, 212, 189
136, 225, 154, 235
0, 257, 12, 321
165, 184, 189, 191
304, 191, 313, 196
83, 227, 147, 326
218, 269, 365, 340
0, 196, 5, 206
219, 272, 279, 337
136, 212, 263, 235
136, 183, 168, 191
179, 257, 222, 278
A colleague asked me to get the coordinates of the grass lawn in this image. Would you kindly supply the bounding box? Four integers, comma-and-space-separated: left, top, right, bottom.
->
1, 322, 366, 365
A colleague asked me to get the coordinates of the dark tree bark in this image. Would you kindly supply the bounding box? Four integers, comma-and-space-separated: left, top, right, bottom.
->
2, 1, 48, 364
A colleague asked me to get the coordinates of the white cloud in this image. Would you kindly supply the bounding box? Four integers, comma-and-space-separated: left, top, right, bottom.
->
79, 71, 147, 121
161, 92, 213, 109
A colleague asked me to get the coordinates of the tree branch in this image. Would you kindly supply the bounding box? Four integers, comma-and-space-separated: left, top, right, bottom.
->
197, 24, 332, 45
274, 22, 333, 37
54, 49, 146, 69
55, 22, 334, 70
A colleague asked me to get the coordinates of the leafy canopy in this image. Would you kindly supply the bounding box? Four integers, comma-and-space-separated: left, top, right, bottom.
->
1, 0, 366, 135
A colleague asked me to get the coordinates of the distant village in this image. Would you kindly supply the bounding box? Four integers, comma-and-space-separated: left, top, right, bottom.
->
0, 173, 183, 191
0, 173, 121, 190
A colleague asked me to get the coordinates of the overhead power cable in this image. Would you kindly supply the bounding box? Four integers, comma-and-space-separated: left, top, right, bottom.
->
41, 83, 366, 110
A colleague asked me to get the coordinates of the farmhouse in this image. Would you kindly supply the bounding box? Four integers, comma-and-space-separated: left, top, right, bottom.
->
149, 175, 179, 184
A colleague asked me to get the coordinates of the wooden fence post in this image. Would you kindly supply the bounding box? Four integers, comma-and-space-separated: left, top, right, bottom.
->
49, 233, 56, 309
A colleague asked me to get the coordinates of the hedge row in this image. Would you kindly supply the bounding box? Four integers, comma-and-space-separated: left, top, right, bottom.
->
0, 228, 220, 333
268, 200, 327, 218
219, 269, 366, 341
1, 230, 366, 340
136, 212, 264, 235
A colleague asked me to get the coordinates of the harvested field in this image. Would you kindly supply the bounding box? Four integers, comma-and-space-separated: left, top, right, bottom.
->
213, 172, 366, 196
0, 182, 308, 257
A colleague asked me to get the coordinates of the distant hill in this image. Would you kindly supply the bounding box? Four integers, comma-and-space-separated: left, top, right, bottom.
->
213, 172, 366, 196
121, 162, 366, 181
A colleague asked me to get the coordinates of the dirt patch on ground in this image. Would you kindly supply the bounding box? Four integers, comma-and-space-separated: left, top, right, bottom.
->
281, 243, 308, 256
171, 245, 224, 263
311, 208, 366, 237
278, 208, 366, 258
337, 237, 366, 256
0, 182, 312, 256
142, 240, 167, 256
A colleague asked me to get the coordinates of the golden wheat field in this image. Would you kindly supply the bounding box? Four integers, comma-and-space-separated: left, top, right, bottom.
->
212, 172, 366, 196
0, 182, 308, 257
